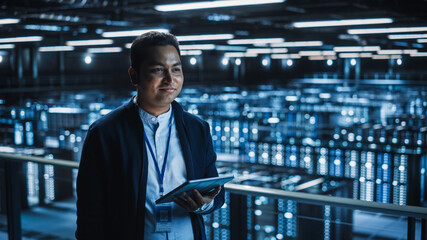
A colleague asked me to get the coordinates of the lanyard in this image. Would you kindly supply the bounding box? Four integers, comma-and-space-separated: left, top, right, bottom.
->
144, 108, 174, 196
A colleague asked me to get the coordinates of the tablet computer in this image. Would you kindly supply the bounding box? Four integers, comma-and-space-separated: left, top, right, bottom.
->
156, 175, 234, 204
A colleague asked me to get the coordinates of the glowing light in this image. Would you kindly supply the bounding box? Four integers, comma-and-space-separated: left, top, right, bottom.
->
0, 36, 43, 43
102, 28, 169, 37
221, 57, 229, 65
228, 38, 284, 45
177, 34, 233, 41
39, 46, 74, 52
84, 56, 92, 64
348, 26, 427, 35
190, 57, 197, 65
293, 18, 393, 28
66, 39, 113, 46
235, 58, 241, 65
155, 0, 285, 12
0, 18, 20, 24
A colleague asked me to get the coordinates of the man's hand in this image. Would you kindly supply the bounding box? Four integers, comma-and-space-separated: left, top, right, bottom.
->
173, 186, 221, 212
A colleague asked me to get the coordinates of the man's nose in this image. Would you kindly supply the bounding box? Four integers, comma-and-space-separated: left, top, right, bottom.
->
163, 69, 173, 82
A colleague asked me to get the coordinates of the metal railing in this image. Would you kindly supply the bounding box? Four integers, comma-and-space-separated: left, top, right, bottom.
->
1, 152, 426, 240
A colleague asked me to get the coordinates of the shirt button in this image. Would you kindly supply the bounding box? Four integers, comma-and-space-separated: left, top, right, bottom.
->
151, 117, 156, 122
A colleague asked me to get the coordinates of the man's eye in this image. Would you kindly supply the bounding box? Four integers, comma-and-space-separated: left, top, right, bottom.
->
151, 68, 163, 73
172, 67, 181, 72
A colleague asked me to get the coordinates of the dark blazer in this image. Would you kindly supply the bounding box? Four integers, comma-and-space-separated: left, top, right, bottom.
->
76, 99, 225, 240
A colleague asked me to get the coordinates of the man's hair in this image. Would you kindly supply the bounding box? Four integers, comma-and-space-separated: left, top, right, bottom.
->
130, 31, 181, 71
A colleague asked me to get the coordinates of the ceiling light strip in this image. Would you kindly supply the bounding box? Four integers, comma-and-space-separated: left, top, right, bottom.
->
228, 38, 284, 45
66, 39, 113, 46
87, 47, 122, 53
348, 26, 427, 35
388, 33, 427, 39
333, 46, 380, 52
271, 54, 301, 59
180, 44, 216, 50
155, 0, 285, 12
181, 50, 202, 55
224, 52, 258, 58
270, 41, 323, 47
39, 46, 74, 52
102, 28, 169, 37
0, 36, 43, 43
0, 44, 14, 49
0, 18, 20, 24
177, 34, 234, 41
293, 18, 393, 28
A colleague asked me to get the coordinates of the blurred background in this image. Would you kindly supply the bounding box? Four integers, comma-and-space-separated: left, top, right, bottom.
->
0, 0, 427, 239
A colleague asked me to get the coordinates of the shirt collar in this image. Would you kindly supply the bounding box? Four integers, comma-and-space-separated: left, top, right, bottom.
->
133, 96, 173, 127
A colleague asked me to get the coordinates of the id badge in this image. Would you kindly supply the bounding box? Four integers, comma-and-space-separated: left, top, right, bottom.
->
155, 203, 172, 232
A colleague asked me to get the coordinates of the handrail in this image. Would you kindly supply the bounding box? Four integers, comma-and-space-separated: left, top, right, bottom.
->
0, 152, 79, 168
224, 183, 427, 219
1, 152, 427, 219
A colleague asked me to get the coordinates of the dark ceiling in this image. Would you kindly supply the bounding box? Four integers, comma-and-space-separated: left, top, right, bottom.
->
1, 0, 427, 55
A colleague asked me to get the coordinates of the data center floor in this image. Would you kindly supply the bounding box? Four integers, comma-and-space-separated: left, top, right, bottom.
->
0, 198, 416, 240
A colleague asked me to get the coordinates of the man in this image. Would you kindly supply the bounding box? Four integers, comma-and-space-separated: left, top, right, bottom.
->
76, 31, 224, 240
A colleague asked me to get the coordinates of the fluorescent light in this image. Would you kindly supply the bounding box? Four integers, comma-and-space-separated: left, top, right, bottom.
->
155, 0, 285, 12
348, 26, 427, 35
271, 54, 301, 59
410, 52, 427, 57
0, 18, 20, 25
0, 36, 43, 43
177, 34, 233, 41
299, 50, 335, 56
308, 56, 337, 60
87, 47, 122, 53
246, 48, 288, 54
333, 46, 380, 52
39, 46, 74, 52
293, 18, 393, 28
102, 28, 169, 37
66, 39, 113, 46
0, 44, 14, 49
25, 24, 62, 32
388, 33, 427, 39
377, 49, 403, 54
270, 41, 323, 47
180, 44, 215, 50
224, 52, 257, 58
417, 39, 427, 43
338, 53, 372, 58
371, 54, 402, 59
272, 48, 288, 53
181, 50, 202, 55
215, 45, 246, 51
228, 38, 284, 45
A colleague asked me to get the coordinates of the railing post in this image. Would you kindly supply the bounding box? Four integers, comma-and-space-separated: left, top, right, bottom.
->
407, 217, 415, 240
5, 161, 22, 240
230, 193, 247, 240
422, 218, 426, 240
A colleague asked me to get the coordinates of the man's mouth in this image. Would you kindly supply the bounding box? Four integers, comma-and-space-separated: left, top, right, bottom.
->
159, 87, 176, 93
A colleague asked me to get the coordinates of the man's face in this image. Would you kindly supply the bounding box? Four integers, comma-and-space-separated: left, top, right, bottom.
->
133, 45, 183, 112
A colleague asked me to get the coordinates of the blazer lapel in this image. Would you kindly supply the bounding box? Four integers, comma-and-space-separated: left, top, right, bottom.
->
173, 102, 195, 180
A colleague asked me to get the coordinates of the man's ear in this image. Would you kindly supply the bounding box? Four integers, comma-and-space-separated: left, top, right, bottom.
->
128, 67, 139, 86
